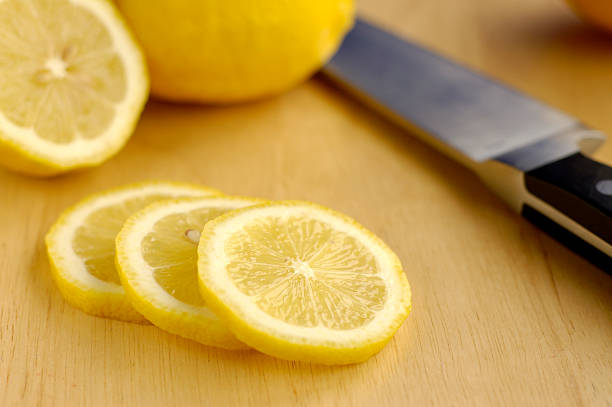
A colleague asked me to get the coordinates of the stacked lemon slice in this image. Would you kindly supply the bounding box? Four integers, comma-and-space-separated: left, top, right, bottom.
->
46, 182, 412, 364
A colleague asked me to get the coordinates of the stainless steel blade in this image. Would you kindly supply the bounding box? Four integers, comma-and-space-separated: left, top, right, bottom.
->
323, 19, 605, 170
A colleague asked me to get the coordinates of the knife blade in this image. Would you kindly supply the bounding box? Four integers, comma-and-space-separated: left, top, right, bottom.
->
322, 18, 612, 273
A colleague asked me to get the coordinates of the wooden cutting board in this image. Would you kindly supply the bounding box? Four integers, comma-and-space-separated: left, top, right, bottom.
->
1, 0, 611, 405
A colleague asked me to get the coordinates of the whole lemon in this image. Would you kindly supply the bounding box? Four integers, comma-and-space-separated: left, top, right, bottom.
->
566, 0, 612, 32
115, 0, 355, 103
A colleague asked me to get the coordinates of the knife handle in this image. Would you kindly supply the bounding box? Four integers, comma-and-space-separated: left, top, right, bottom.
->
523, 152, 612, 272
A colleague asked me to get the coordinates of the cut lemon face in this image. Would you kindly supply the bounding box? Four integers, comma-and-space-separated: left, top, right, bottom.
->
0, 0, 148, 176
45, 182, 220, 322
198, 201, 412, 364
116, 197, 266, 349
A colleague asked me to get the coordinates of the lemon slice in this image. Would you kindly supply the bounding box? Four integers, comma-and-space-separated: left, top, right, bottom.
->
116, 197, 266, 349
197, 201, 412, 364
45, 182, 220, 322
0, 0, 148, 176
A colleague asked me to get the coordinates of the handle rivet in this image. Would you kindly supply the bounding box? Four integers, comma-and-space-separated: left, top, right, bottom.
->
595, 179, 612, 196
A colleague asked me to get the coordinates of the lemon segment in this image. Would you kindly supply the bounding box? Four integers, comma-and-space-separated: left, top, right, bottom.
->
0, 0, 148, 176
197, 201, 412, 364
45, 182, 220, 322
116, 196, 267, 349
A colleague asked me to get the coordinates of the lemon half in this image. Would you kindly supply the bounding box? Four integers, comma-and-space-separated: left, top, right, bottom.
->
197, 201, 412, 364
0, 0, 148, 176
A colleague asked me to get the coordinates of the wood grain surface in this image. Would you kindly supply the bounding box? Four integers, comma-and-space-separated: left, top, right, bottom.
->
2, 0, 612, 405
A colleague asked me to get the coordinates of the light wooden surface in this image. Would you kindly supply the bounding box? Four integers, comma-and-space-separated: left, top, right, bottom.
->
2, 0, 612, 405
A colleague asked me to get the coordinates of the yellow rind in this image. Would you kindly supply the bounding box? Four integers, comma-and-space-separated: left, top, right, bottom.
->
197, 200, 412, 365
115, 0, 354, 103
115, 196, 267, 349
45, 181, 221, 322
48, 253, 145, 322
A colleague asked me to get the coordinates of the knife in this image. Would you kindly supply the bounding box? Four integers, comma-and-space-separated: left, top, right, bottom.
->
322, 18, 612, 274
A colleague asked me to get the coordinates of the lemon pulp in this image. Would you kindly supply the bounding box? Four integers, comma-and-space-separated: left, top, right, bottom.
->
142, 207, 234, 306
73, 194, 179, 284
225, 216, 388, 330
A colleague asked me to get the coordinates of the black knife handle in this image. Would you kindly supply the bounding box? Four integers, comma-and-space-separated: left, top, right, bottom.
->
521, 205, 612, 272
524, 152, 612, 272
